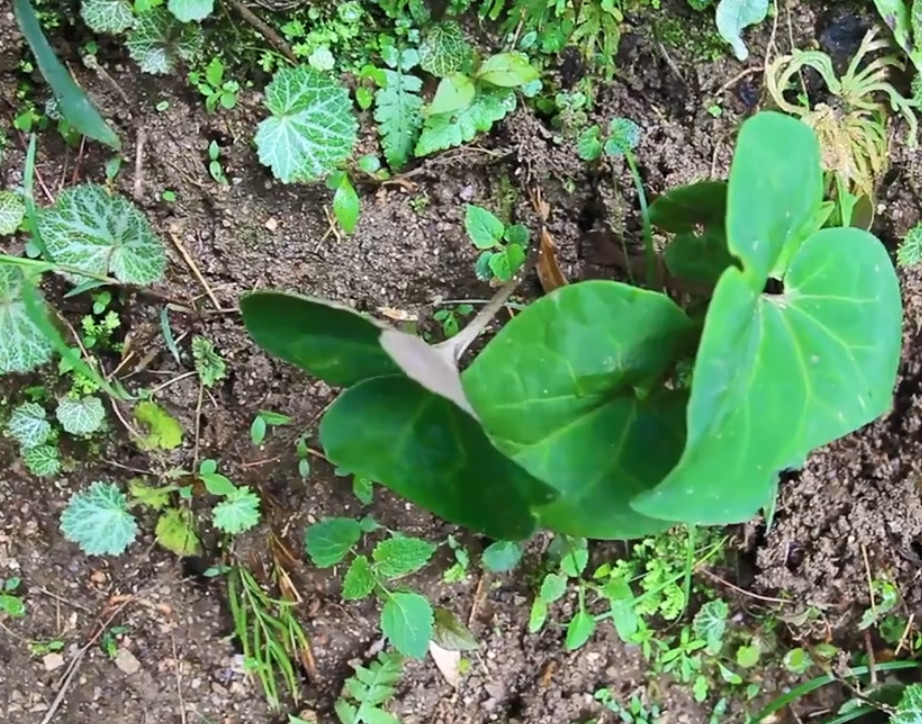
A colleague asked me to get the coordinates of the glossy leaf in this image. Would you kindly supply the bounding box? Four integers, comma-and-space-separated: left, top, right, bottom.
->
650, 181, 727, 232
320, 375, 558, 540
633, 112, 902, 524
664, 228, 735, 286
464, 281, 694, 539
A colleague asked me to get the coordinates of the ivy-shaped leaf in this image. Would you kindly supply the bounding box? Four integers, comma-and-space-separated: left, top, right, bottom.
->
374, 69, 423, 171
167, 0, 213, 23
5, 401, 52, 449
81, 0, 135, 34
415, 88, 516, 157
419, 22, 472, 76
255, 65, 358, 183
56, 396, 106, 435
0, 190, 26, 235
212, 487, 261, 534
60, 482, 139, 556
37, 184, 166, 285
126, 8, 201, 74
0, 266, 55, 374
24, 444, 61, 477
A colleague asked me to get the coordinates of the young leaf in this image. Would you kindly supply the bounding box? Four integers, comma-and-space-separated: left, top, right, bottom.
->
374, 69, 424, 170
342, 554, 376, 600
898, 224, 922, 268
212, 487, 261, 534
565, 610, 596, 650
333, 175, 360, 233
464, 204, 504, 249
381, 591, 433, 658
199, 470, 236, 496
129, 478, 172, 509
155, 508, 201, 556
481, 540, 522, 572
13, 0, 121, 149
134, 401, 183, 450
487, 243, 525, 281
335, 652, 403, 724
192, 335, 226, 387
305, 517, 362, 567
539, 573, 568, 603
255, 65, 358, 183
415, 88, 516, 157
81, 0, 135, 33
528, 598, 548, 633
419, 22, 472, 76
475, 52, 539, 88
37, 184, 166, 284
167, 0, 213, 22
715, 0, 769, 61
604, 117, 642, 156
24, 444, 61, 477
60, 482, 139, 555
125, 8, 201, 74
429, 74, 476, 116
576, 126, 603, 162
0, 191, 26, 235
633, 112, 902, 526
353, 475, 374, 504
372, 536, 436, 578
5, 401, 51, 449
56, 396, 106, 435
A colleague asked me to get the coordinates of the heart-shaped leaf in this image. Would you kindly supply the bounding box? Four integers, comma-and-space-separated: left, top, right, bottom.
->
463, 280, 695, 539
664, 228, 735, 286
650, 181, 727, 233
632, 112, 902, 525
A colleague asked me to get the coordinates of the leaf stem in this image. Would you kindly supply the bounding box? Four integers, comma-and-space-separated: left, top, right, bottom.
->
624, 150, 657, 291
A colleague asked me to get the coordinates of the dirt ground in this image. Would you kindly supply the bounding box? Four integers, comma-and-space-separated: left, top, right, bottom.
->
3, 1, 922, 723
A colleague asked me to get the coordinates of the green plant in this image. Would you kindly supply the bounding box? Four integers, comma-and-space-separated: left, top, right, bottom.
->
207, 140, 228, 184
334, 651, 404, 724
595, 689, 661, 724
0, 577, 27, 618
433, 304, 474, 338
464, 204, 529, 283
190, 57, 240, 113
192, 335, 226, 386
250, 409, 292, 445
125, 7, 201, 74
241, 116, 902, 539
304, 517, 436, 657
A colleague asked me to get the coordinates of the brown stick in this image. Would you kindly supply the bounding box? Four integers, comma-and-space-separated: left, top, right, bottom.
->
224, 0, 298, 64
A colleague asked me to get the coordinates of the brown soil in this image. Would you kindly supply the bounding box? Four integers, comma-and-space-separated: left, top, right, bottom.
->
2, 1, 922, 723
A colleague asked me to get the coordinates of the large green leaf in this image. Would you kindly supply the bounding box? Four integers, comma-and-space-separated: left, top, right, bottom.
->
0, 266, 54, 374
463, 281, 694, 539
320, 375, 558, 540
632, 112, 902, 525
241, 291, 398, 387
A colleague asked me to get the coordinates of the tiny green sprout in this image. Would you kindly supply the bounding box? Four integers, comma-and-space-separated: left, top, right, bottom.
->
0, 577, 26, 618
296, 436, 311, 480
250, 410, 292, 446
99, 625, 130, 658
155, 100, 170, 112
29, 639, 65, 656
464, 204, 528, 282
194, 57, 241, 113
104, 156, 122, 182
433, 303, 473, 338
208, 141, 228, 184
161, 189, 176, 202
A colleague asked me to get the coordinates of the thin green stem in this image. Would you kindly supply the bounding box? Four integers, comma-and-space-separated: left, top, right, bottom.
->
624, 151, 656, 290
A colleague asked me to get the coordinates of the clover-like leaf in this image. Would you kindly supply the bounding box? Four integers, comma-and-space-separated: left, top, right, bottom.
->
632, 112, 902, 525
126, 8, 201, 74
0, 191, 26, 235
6, 402, 52, 449
56, 396, 106, 435
463, 281, 694, 539
60, 482, 138, 556
381, 591, 433, 658
374, 69, 424, 170
167, 0, 213, 23
0, 266, 55, 374
24, 444, 61, 477
255, 65, 358, 183
81, 0, 135, 33
419, 22, 472, 76
37, 184, 166, 284
212, 487, 260, 535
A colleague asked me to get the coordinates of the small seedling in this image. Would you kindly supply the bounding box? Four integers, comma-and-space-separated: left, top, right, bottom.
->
334, 651, 404, 724
250, 409, 292, 445
0, 577, 26, 618
191, 57, 240, 113
208, 141, 228, 184
463, 204, 529, 283
433, 303, 473, 337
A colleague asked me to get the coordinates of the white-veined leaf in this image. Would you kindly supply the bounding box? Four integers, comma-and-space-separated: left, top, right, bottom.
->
0, 191, 26, 235
24, 444, 61, 477
56, 396, 106, 435
167, 0, 213, 23
60, 482, 138, 555
125, 8, 201, 74
81, 0, 135, 33
0, 266, 55, 374
5, 401, 52, 449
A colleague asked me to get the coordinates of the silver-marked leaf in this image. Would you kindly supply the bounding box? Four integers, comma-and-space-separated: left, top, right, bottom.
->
255, 65, 358, 183
419, 22, 472, 76
126, 8, 201, 74
5, 401, 52, 449
24, 444, 61, 477
0, 191, 26, 235
81, 0, 135, 33
167, 0, 213, 22
37, 183, 166, 284
56, 396, 106, 435
0, 266, 55, 374
60, 482, 138, 556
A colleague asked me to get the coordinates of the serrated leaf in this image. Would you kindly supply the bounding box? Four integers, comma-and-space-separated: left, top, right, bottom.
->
134, 400, 183, 450
5, 401, 51, 449
476, 52, 539, 88
539, 572, 568, 603
167, 0, 213, 22
156, 507, 201, 556
56, 396, 105, 435
0, 266, 55, 374
129, 478, 171, 509
487, 243, 525, 281
191, 335, 226, 387
37, 184, 166, 284
342, 554, 376, 600
256, 65, 358, 183
374, 69, 423, 171
372, 536, 436, 579
576, 126, 603, 161
81, 0, 135, 33
481, 540, 522, 572
693, 599, 729, 654
0, 191, 26, 235
464, 204, 504, 249
565, 610, 596, 650
415, 88, 516, 157
212, 487, 260, 534
419, 22, 471, 76
381, 592, 433, 658
24, 444, 61, 477
604, 117, 642, 156
126, 8, 201, 74
60, 481, 138, 555
305, 517, 362, 567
